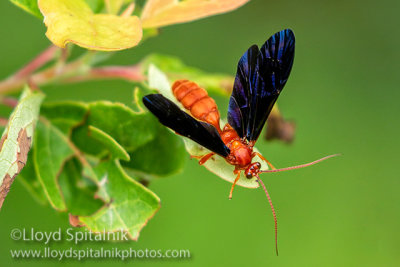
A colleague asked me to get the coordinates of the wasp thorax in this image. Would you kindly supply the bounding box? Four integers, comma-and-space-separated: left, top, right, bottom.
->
225, 139, 253, 168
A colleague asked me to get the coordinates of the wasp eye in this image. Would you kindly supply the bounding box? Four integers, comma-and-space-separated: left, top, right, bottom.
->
255, 162, 261, 168
246, 172, 253, 179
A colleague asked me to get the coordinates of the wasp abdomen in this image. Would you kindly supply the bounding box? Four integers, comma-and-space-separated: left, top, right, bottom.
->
172, 80, 221, 131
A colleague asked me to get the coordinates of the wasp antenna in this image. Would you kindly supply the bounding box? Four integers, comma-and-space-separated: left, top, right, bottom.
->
259, 154, 340, 173
256, 174, 278, 256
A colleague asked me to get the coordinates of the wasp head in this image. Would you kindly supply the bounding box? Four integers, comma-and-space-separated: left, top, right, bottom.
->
245, 162, 261, 178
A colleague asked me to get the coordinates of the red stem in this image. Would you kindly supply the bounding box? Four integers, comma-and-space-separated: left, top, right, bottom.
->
13, 45, 59, 80
67, 65, 145, 83
0, 97, 18, 107
0, 44, 145, 94
0, 62, 145, 94
0, 118, 8, 126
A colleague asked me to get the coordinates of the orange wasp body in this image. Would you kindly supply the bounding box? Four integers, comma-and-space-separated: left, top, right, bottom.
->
173, 80, 275, 198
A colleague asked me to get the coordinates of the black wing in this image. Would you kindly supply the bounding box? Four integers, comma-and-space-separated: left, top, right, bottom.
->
143, 94, 230, 157
228, 29, 295, 141
227, 45, 259, 138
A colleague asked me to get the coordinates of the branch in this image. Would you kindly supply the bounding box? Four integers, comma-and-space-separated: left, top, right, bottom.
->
13, 45, 60, 79
0, 57, 145, 94
65, 65, 145, 83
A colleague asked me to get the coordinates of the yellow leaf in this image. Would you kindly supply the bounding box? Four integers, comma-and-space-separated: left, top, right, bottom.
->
141, 0, 250, 28
38, 0, 142, 51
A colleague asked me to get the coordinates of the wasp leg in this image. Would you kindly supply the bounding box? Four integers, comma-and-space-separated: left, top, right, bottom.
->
253, 152, 276, 170
228, 170, 241, 200
193, 152, 215, 165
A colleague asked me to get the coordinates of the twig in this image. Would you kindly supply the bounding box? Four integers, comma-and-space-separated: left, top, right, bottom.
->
0, 118, 8, 126
0, 97, 18, 107
66, 65, 146, 83
13, 45, 59, 79
0, 60, 145, 94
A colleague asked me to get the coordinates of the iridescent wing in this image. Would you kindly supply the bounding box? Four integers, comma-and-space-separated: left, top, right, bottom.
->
228, 29, 295, 141
227, 45, 259, 138
143, 94, 230, 157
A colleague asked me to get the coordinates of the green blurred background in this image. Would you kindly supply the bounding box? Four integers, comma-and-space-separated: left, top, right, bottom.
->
0, 0, 399, 266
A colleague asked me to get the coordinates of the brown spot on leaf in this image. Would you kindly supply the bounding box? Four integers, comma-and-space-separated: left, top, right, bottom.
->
69, 214, 85, 227
139, 179, 149, 187
16, 129, 30, 170
0, 129, 32, 209
0, 134, 7, 151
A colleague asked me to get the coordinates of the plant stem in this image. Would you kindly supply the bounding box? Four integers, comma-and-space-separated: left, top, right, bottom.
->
0, 48, 145, 94
0, 96, 18, 107
13, 45, 60, 80
65, 65, 145, 83
0, 118, 8, 126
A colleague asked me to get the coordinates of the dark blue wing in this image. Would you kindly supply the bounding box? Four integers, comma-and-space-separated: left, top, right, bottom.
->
143, 94, 230, 157
227, 45, 259, 138
228, 29, 295, 141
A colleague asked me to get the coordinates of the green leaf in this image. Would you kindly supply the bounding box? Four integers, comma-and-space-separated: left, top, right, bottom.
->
10, 0, 43, 19
88, 125, 130, 161
131, 87, 148, 113
0, 86, 44, 209
40, 101, 88, 134
142, 54, 234, 96
33, 119, 75, 210
146, 65, 268, 189
142, 28, 159, 42
85, 101, 157, 152
21, 99, 160, 238
70, 125, 107, 157
58, 158, 103, 216
42, 100, 158, 156
18, 152, 47, 205
78, 160, 160, 240
122, 126, 186, 178
85, 0, 105, 13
